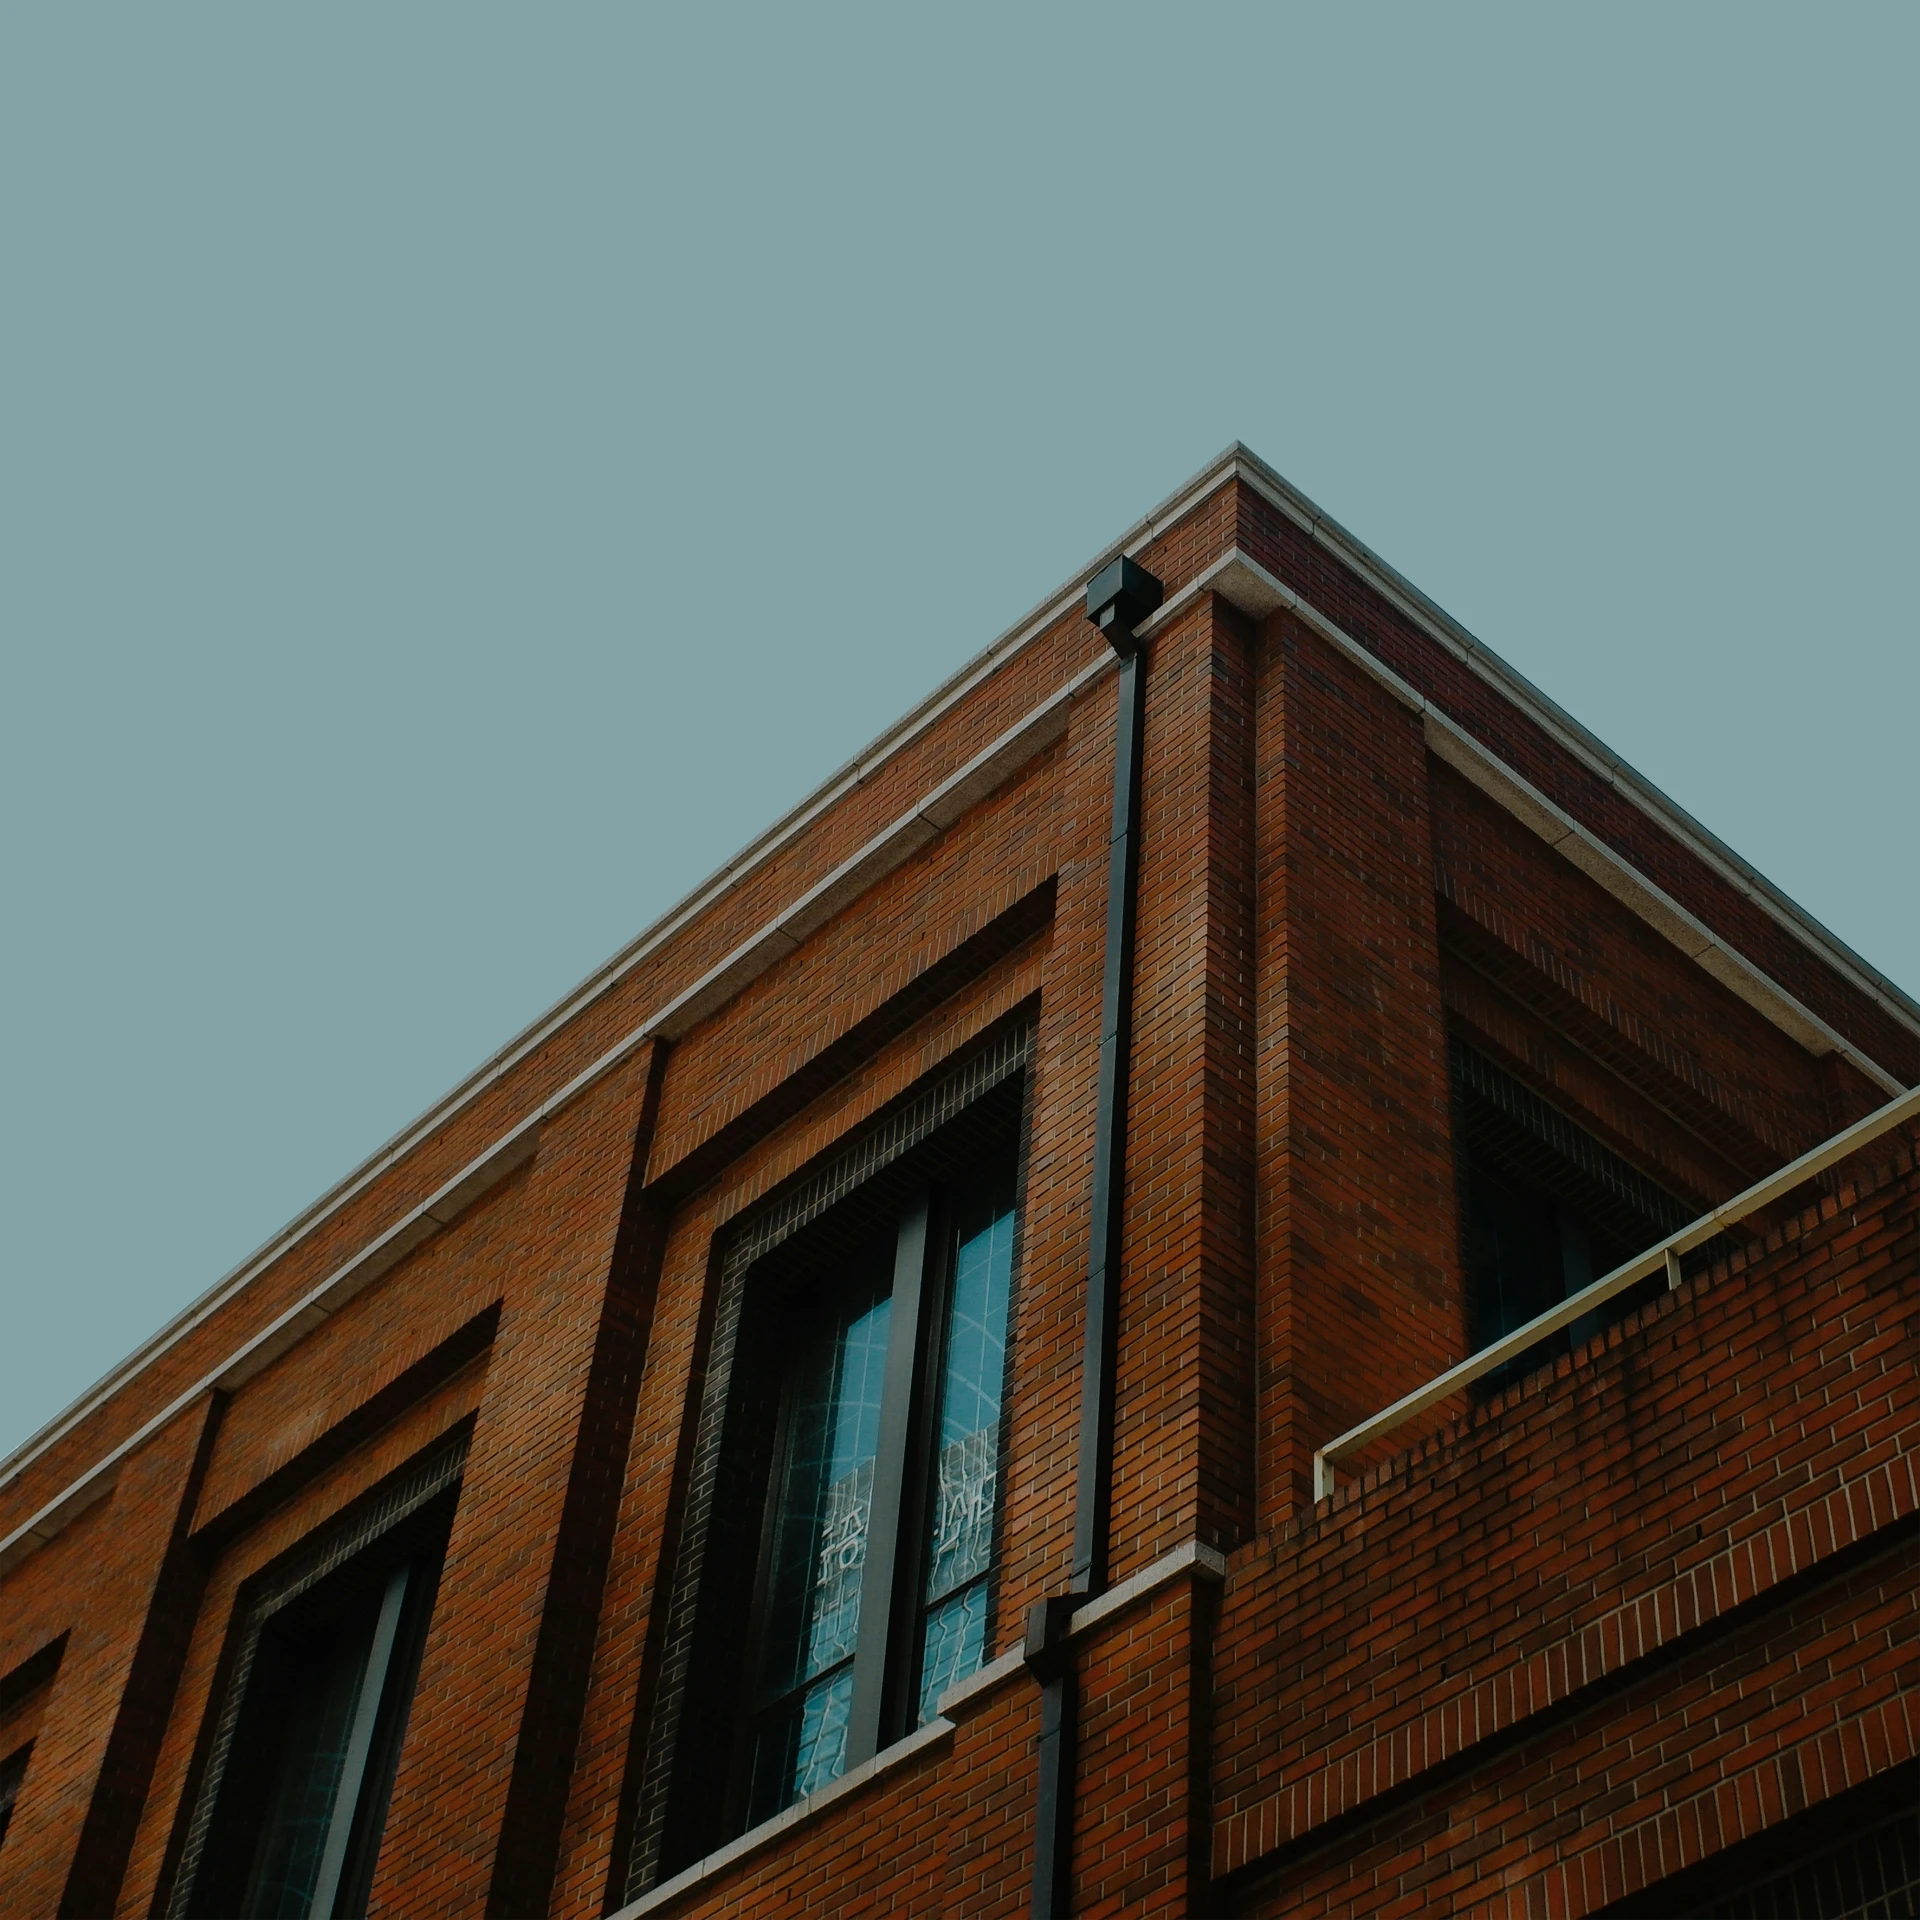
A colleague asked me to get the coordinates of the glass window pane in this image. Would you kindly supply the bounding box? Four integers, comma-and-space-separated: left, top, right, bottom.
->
750, 1273, 891, 1814
1464, 1163, 1562, 1349
916, 1581, 989, 1725
243, 1611, 380, 1917
917, 1177, 1014, 1716
744, 1663, 858, 1827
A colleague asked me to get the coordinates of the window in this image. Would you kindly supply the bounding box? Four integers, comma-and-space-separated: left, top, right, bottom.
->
744, 1251, 893, 1816
194, 1554, 433, 1917
915, 1180, 1016, 1722
632, 1026, 1030, 1895
739, 1157, 1017, 1828
1451, 1038, 1697, 1388
167, 1439, 461, 1920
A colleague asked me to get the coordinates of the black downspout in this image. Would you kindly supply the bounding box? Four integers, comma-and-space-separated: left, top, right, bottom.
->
1027, 554, 1162, 1920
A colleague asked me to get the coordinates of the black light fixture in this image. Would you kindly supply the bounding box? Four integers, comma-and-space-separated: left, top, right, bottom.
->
1084, 554, 1164, 656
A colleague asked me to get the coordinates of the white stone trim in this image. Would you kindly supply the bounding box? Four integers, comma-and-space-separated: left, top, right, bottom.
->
1066, 1537, 1230, 1641
0, 1124, 538, 1577
936, 1539, 1236, 1727
610, 1538, 1230, 1914
933, 1645, 1027, 1719
1223, 446, 1920, 1040
1185, 548, 1906, 1097
9, 442, 1910, 1548
1421, 712, 1902, 1095
644, 656, 1104, 1043
609, 1715, 956, 1919
0, 673, 1100, 1557
0, 460, 1226, 1509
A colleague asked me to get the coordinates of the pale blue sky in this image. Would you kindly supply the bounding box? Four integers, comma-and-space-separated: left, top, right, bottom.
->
2, 6, 1914, 1458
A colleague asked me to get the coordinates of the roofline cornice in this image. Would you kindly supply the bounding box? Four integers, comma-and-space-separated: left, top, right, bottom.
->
1220, 442, 1920, 1036
3, 442, 1910, 1499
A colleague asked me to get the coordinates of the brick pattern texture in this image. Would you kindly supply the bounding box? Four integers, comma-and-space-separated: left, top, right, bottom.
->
1255, 611, 1464, 1525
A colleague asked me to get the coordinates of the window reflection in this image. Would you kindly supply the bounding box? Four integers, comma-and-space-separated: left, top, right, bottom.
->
725, 1150, 1020, 1833
746, 1277, 891, 1822
917, 1176, 1015, 1724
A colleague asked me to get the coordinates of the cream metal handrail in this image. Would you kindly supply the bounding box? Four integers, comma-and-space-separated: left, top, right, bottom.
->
1312, 1082, 1920, 1502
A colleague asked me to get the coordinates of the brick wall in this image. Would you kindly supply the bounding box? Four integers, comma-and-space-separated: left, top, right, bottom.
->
1431, 764, 1855, 1182
1231, 476, 1919, 1086
1255, 610, 1464, 1526
0, 456, 1911, 1918
123, 1366, 489, 1915
2, 1399, 220, 1914
1108, 592, 1259, 1574
1213, 1135, 1919, 1916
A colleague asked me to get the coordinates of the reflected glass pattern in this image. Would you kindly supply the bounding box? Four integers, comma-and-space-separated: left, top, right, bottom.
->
916, 1179, 1014, 1723
746, 1276, 891, 1822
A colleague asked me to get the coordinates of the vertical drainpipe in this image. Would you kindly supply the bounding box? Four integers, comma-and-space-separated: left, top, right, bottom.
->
1026, 554, 1163, 1920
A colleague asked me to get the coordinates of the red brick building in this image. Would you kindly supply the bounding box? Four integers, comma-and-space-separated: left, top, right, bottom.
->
2, 445, 1914, 1919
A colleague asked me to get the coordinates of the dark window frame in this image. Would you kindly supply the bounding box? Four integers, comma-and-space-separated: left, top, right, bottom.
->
163, 1429, 467, 1920
1449, 1036, 1710, 1388
722, 1160, 1017, 1833
626, 1018, 1032, 1897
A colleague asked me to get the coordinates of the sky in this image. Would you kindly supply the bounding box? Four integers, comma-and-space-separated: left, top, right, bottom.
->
2, 6, 1914, 1461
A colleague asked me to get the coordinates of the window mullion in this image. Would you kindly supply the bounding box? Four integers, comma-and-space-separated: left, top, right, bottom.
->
308, 1561, 410, 1918
844, 1192, 935, 1768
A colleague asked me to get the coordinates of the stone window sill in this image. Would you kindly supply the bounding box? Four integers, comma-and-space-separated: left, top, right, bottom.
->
611, 1715, 957, 1918
611, 1538, 1227, 1917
